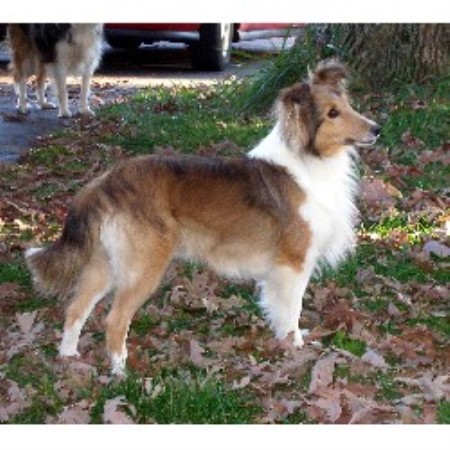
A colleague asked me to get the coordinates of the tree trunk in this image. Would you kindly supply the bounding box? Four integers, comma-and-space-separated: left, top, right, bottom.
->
327, 24, 450, 88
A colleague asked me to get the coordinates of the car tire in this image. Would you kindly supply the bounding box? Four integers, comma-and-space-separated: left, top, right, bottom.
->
106, 35, 142, 50
191, 23, 233, 71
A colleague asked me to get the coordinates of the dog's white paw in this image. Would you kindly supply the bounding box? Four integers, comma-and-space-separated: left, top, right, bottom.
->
80, 107, 95, 117
58, 109, 72, 118
38, 101, 57, 110
111, 352, 127, 377
59, 347, 80, 358
293, 329, 305, 348
59, 326, 81, 357
17, 103, 31, 114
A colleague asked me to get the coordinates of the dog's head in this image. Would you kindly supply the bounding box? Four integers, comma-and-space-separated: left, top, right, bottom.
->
277, 59, 381, 157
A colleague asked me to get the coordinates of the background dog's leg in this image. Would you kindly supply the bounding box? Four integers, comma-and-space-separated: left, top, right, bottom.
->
259, 264, 315, 347
59, 251, 112, 357
52, 66, 71, 117
80, 74, 94, 116
15, 77, 29, 114
36, 64, 56, 110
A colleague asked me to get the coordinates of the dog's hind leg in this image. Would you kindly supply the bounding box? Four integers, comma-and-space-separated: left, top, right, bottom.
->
59, 248, 112, 357
105, 234, 174, 376
36, 63, 56, 110
51, 65, 71, 117
259, 262, 315, 347
80, 73, 94, 116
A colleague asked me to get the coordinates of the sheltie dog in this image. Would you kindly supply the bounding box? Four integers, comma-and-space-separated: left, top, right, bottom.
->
25, 59, 380, 375
7, 24, 103, 117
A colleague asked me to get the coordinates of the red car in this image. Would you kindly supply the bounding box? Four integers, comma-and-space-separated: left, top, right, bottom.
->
104, 23, 302, 71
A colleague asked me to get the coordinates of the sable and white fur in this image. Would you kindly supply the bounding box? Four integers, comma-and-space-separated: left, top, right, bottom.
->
25, 60, 380, 376
7, 24, 103, 117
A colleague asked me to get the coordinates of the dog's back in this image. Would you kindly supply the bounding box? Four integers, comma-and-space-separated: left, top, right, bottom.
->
8, 24, 102, 71
15, 24, 72, 63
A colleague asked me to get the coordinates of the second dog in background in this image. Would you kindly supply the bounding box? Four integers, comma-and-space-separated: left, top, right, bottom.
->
7, 24, 103, 117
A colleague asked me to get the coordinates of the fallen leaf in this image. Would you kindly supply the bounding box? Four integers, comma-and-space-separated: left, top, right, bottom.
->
189, 339, 205, 367
423, 240, 450, 258
360, 177, 401, 206
387, 302, 402, 318
0, 282, 24, 300
422, 403, 437, 424
343, 389, 394, 424
309, 352, 339, 394
315, 388, 342, 422
232, 375, 251, 390
56, 400, 91, 424
361, 349, 388, 369
419, 372, 450, 401
2, 112, 28, 122
0, 380, 30, 422
397, 393, 423, 406
102, 396, 135, 424
16, 310, 37, 335
395, 405, 420, 424
400, 130, 424, 148
261, 397, 303, 423
323, 303, 365, 331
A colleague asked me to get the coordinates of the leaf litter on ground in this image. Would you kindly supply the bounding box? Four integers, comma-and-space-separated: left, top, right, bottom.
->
0, 79, 448, 424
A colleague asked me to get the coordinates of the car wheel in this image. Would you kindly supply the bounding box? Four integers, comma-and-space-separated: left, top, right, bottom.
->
106, 35, 142, 50
191, 23, 233, 71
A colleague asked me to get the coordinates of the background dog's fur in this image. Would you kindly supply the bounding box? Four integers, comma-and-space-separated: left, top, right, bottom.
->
26, 59, 380, 375
7, 24, 103, 117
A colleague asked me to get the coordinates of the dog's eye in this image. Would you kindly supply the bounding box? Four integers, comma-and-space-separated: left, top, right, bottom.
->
327, 108, 340, 118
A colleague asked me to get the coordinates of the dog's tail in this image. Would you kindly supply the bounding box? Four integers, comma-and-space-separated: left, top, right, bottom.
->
25, 190, 103, 300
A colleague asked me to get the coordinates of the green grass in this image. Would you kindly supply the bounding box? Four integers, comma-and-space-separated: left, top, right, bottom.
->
376, 372, 402, 401
407, 316, 450, 339
233, 26, 325, 114
326, 241, 447, 289
220, 282, 261, 316
363, 214, 435, 245
99, 86, 268, 155
379, 75, 450, 150
399, 162, 450, 191
91, 370, 259, 424
323, 330, 367, 357
28, 145, 71, 166
0, 261, 55, 312
130, 313, 155, 337
16, 295, 56, 313
2, 354, 64, 424
0, 262, 32, 287
437, 400, 450, 424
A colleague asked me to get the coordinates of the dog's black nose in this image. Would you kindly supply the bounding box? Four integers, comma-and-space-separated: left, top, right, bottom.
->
371, 124, 381, 136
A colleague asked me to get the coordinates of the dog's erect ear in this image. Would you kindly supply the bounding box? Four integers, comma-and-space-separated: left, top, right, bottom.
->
277, 82, 319, 156
279, 82, 312, 107
311, 59, 349, 90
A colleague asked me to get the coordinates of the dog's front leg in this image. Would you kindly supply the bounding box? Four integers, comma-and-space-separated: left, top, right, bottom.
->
259, 263, 315, 347
15, 78, 29, 114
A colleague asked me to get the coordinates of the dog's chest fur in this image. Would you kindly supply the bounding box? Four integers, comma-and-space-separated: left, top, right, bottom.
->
249, 124, 358, 269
